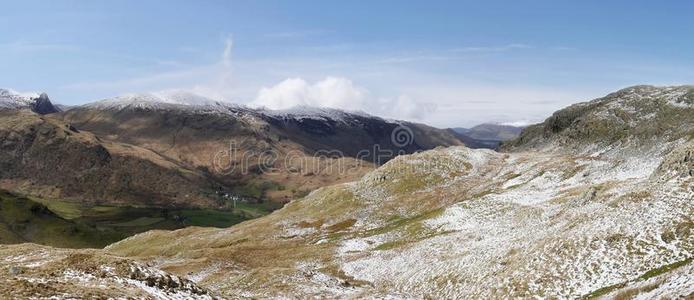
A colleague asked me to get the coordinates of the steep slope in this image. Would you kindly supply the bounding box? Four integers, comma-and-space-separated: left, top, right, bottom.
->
59, 92, 463, 202
0, 110, 222, 208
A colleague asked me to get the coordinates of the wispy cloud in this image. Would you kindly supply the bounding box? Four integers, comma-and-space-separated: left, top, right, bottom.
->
549, 46, 578, 51
0, 40, 79, 52
450, 43, 533, 53
63, 66, 215, 92
222, 36, 233, 68
64, 35, 237, 100
372, 54, 460, 65
263, 30, 332, 39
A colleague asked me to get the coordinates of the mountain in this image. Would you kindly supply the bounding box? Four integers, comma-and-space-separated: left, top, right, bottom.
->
0, 85, 691, 298
59, 92, 464, 203
451, 123, 525, 149
0, 90, 465, 246
0, 108, 276, 247
0, 110, 222, 208
0, 89, 60, 115
504, 85, 694, 152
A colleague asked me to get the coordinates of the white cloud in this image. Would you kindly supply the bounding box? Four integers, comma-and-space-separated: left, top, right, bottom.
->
222, 36, 233, 68
450, 43, 532, 53
500, 120, 535, 127
250, 76, 435, 121
0, 40, 79, 52
252, 76, 367, 110
64, 35, 237, 101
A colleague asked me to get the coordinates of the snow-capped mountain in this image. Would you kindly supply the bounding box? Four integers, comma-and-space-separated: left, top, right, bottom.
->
0, 88, 38, 109
54, 91, 464, 204
83, 90, 229, 111
68, 91, 464, 157
83, 91, 384, 125
0, 88, 60, 114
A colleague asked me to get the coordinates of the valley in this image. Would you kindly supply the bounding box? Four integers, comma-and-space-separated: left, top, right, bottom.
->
0, 85, 691, 298
0, 189, 277, 248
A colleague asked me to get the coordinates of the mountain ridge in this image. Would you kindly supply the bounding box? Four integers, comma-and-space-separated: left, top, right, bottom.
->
504, 85, 694, 152
59, 92, 464, 203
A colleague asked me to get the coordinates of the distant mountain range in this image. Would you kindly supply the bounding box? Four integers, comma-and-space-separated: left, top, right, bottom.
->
450, 123, 525, 149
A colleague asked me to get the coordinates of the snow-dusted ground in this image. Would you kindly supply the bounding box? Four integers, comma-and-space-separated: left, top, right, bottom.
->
330, 144, 693, 298
0, 245, 216, 299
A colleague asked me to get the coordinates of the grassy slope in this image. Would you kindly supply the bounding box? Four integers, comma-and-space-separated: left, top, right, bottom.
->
0, 189, 277, 248
0, 190, 118, 248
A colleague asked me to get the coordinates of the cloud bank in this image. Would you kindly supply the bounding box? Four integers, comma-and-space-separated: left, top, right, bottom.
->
250, 76, 435, 121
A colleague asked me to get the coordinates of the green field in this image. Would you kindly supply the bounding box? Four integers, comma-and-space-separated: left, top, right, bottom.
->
0, 190, 277, 248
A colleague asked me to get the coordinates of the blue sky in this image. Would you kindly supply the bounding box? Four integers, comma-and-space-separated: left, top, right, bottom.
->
1, 0, 693, 127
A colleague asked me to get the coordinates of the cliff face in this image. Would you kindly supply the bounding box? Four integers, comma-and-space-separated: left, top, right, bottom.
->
31, 93, 60, 115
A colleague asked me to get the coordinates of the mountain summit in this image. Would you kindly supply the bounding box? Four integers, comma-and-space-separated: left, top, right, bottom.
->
0, 89, 60, 115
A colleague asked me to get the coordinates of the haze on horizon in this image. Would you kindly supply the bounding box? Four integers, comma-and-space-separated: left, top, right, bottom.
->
2, 0, 693, 127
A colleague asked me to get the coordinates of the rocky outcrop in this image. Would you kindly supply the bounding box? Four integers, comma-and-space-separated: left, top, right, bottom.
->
655, 139, 694, 179
31, 93, 60, 115
504, 85, 694, 152
0, 245, 216, 299
0, 90, 60, 115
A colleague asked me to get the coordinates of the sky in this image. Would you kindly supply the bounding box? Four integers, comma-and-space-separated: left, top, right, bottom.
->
1, 0, 693, 127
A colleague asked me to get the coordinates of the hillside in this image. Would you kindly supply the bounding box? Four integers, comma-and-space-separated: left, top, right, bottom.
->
0, 110, 221, 208
102, 140, 693, 298
0, 189, 118, 248
0, 85, 691, 298
504, 85, 694, 152
59, 92, 463, 203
